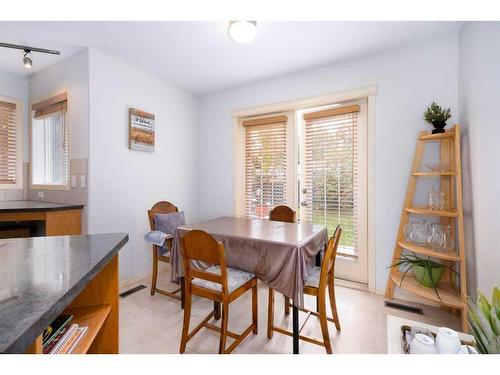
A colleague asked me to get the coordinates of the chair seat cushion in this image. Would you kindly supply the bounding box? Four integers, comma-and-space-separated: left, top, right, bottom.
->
305, 266, 321, 288
192, 265, 254, 293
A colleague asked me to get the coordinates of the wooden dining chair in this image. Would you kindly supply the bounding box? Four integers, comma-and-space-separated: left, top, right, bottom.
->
269, 205, 296, 223
179, 230, 258, 354
147, 201, 181, 299
269, 205, 296, 315
267, 225, 342, 354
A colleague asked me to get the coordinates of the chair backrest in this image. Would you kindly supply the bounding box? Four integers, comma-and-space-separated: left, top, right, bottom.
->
269, 205, 296, 223
148, 201, 178, 230
181, 230, 228, 294
318, 225, 342, 289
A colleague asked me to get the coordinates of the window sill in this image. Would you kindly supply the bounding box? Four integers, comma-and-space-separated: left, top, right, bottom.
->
30, 184, 71, 191
0, 183, 24, 190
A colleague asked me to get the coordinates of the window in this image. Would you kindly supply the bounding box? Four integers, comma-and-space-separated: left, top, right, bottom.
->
31, 93, 69, 188
301, 104, 361, 259
242, 115, 290, 219
0, 97, 22, 188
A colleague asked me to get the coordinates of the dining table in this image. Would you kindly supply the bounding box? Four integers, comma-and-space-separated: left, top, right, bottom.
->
170, 216, 328, 354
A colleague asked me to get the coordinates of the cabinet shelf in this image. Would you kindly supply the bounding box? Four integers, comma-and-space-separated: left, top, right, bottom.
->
397, 240, 460, 262
405, 206, 458, 217
390, 271, 464, 309
62, 304, 111, 354
412, 171, 456, 176
419, 132, 454, 142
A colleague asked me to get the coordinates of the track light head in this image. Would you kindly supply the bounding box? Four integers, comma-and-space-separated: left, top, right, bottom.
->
23, 49, 32, 69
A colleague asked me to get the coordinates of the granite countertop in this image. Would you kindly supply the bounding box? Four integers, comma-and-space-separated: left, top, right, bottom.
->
0, 200, 84, 213
0, 233, 128, 353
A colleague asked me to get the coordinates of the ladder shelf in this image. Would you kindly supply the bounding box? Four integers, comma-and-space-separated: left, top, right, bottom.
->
385, 125, 468, 331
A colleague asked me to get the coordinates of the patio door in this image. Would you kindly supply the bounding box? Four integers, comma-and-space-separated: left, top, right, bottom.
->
298, 99, 368, 284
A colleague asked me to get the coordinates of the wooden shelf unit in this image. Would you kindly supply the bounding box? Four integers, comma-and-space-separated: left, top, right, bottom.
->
411, 171, 456, 177
419, 132, 454, 141
385, 125, 468, 331
405, 206, 458, 217
390, 271, 463, 309
62, 305, 112, 354
397, 240, 461, 262
26, 255, 119, 354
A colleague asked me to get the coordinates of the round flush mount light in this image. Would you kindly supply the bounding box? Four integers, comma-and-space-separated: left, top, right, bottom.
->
23, 50, 32, 69
228, 21, 257, 44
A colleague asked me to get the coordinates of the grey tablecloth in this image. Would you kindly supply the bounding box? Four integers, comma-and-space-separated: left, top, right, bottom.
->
171, 216, 328, 308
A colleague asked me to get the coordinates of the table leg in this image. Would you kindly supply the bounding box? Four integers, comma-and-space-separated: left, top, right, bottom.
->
292, 303, 299, 354
214, 301, 221, 320
180, 277, 185, 309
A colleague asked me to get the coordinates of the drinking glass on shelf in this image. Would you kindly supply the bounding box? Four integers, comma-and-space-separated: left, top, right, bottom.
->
428, 189, 445, 210
428, 223, 454, 251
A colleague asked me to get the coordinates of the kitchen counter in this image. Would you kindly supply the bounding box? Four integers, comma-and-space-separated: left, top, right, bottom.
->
0, 200, 84, 237
0, 233, 128, 353
0, 200, 84, 213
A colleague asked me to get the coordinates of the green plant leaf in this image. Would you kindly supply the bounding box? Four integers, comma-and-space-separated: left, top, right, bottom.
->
492, 286, 500, 319
468, 299, 490, 353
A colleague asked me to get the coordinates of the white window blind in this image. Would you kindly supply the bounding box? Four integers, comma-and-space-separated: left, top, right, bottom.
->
0, 100, 17, 185
243, 115, 288, 219
303, 105, 360, 258
31, 93, 69, 186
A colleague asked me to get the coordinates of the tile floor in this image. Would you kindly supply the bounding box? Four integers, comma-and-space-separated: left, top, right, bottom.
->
119, 269, 461, 354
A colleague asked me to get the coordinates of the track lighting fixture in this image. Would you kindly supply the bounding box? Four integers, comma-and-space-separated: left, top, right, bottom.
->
23, 50, 32, 69
0, 42, 60, 69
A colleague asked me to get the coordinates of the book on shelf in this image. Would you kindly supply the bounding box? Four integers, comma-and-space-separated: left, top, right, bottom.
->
46, 323, 88, 354
42, 314, 73, 349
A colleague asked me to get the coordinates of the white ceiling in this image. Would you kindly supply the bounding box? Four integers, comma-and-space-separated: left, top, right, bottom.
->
0, 21, 463, 94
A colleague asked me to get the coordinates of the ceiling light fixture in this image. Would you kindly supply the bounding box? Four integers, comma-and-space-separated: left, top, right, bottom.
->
23, 50, 32, 69
0, 42, 60, 70
228, 21, 257, 44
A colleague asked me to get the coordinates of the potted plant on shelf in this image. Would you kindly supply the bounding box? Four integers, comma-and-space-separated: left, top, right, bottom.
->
388, 252, 459, 301
468, 286, 500, 354
424, 102, 452, 134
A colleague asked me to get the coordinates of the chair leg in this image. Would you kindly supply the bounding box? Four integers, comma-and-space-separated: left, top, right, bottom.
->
267, 288, 274, 339
319, 290, 333, 354
219, 301, 229, 354
284, 296, 290, 315
179, 287, 192, 353
252, 284, 258, 334
150, 250, 158, 296
328, 277, 341, 331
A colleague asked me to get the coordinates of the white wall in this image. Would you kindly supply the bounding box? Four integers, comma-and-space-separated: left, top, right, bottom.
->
459, 22, 500, 296
87, 49, 200, 285
198, 35, 459, 292
0, 71, 29, 162
29, 50, 89, 160
28, 50, 90, 231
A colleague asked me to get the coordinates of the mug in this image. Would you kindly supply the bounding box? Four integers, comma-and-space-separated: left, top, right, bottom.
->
435, 327, 462, 354
410, 333, 437, 354
458, 345, 478, 354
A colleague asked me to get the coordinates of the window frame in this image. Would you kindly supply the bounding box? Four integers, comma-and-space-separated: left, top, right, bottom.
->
0, 95, 23, 190
29, 90, 71, 191
231, 85, 377, 292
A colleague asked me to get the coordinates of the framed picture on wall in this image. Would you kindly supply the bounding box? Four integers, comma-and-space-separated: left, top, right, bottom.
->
129, 108, 155, 152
